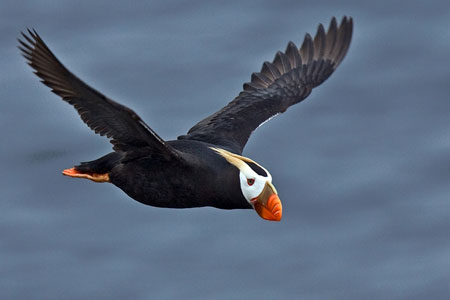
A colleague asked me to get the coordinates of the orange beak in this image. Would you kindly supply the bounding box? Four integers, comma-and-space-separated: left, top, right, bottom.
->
252, 182, 282, 221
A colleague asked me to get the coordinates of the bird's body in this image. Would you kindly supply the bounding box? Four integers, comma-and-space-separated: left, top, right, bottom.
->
108, 140, 248, 209
19, 16, 353, 221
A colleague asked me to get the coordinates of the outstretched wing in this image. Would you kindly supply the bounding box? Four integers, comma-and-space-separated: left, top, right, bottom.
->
18, 29, 180, 159
181, 17, 353, 154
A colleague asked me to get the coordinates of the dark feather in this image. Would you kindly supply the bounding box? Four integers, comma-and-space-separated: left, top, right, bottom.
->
181, 16, 353, 153
285, 42, 302, 68
18, 29, 181, 160
300, 34, 314, 64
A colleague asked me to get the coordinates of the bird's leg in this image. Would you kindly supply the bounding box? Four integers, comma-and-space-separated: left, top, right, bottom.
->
62, 167, 110, 183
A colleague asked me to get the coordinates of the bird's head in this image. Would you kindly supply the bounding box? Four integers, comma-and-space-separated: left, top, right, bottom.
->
211, 147, 282, 221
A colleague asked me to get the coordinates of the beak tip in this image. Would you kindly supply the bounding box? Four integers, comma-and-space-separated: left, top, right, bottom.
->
271, 210, 282, 222
255, 194, 282, 221
269, 194, 282, 221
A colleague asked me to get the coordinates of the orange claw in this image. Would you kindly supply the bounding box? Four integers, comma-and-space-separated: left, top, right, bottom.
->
62, 167, 110, 183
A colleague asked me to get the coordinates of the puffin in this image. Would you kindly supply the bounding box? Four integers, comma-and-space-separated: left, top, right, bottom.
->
19, 16, 353, 221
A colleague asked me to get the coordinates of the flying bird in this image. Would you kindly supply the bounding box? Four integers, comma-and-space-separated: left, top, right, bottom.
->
19, 16, 353, 221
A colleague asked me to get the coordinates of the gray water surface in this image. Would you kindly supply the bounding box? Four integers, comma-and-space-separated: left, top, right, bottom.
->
1, 1, 450, 299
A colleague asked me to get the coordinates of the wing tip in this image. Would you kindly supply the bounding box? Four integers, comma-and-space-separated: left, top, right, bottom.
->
244, 16, 353, 92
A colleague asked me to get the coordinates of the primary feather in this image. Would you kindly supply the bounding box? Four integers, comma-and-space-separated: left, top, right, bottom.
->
18, 29, 180, 160
181, 17, 353, 153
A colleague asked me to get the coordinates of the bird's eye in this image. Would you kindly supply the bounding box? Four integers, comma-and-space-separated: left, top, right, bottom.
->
247, 178, 255, 186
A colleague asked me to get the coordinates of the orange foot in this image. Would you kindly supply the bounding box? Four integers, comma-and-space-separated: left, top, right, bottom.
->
62, 167, 110, 183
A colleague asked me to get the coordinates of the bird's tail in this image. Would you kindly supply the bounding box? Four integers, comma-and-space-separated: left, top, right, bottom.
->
62, 152, 123, 183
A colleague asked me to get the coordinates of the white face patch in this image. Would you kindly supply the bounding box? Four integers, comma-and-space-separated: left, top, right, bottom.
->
210, 147, 273, 205
238, 166, 270, 204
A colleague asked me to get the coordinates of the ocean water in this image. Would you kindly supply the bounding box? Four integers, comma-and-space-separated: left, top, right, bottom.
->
1, 1, 450, 299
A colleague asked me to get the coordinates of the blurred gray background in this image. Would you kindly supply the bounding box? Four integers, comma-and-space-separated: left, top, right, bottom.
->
1, 0, 449, 299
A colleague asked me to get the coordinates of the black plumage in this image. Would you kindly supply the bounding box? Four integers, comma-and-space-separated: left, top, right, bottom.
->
18, 17, 353, 215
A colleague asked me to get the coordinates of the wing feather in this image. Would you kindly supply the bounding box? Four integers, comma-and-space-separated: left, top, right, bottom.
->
19, 29, 180, 160
181, 17, 353, 153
